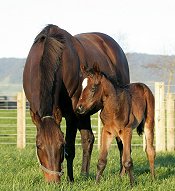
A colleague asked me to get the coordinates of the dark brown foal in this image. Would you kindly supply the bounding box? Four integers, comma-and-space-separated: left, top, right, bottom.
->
76, 64, 155, 186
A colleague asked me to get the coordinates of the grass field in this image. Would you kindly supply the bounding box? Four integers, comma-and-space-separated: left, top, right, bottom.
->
0, 145, 175, 191
0, 109, 175, 190
0, 109, 143, 146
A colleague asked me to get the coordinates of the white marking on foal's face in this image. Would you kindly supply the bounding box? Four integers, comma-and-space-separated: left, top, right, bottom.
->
82, 78, 88, 90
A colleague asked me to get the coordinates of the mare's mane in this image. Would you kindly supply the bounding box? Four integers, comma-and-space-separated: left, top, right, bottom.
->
34, 25, 65, 117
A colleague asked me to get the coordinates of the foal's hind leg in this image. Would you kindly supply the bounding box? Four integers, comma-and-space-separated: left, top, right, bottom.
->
120, 127, 134, 186
144, 121, 155, 179
96, 128, 113, 182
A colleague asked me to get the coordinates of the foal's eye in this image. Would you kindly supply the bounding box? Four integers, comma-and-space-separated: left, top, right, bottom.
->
91, 86, 96, 92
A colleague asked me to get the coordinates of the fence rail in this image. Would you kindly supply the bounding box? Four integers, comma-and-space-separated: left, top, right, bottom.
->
0, 82, 175, 152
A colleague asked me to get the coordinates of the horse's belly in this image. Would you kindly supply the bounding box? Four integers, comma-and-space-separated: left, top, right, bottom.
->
131, 114, 144, 129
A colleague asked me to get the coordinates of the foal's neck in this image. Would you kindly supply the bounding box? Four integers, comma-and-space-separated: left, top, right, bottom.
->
101, 76, 125, 105
102, 77, 123, 97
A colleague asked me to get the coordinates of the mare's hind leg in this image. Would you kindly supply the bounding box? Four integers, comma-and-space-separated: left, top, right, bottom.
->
78, 115, 95, 176
96, 128, 113, 182
144, 121, 155, 179
120, 127, 134, 186
116, 137, 126, 176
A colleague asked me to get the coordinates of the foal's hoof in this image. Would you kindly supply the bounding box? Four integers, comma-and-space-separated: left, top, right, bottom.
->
129, 175, 134, 187
80, 172, 89, 176
95, 175, 101, 183
120, 167, 126, 177
80, 172, 89, 180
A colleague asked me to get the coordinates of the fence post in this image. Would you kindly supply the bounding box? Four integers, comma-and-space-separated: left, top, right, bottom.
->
155, 82, 165, 152
17, 90, 26, 149
166, 93, 175, 151
97, 110, 101, 150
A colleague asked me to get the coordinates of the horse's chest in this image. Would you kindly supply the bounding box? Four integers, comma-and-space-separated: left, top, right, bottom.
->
100, 111, 123, 136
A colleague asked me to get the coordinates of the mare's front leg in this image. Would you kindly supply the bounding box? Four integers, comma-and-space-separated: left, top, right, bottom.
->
96, 128, 113, 182
120, 127, 134, 186
65, 114, 77, 182
77, 115, 95, 176
116, 137, 126, 176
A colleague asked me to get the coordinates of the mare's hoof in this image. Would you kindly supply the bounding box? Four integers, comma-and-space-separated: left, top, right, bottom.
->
67, 177, 74, 183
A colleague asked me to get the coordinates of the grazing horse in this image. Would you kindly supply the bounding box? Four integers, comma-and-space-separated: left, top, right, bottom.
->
23, 24, 130, 182
76, 64, 155, 186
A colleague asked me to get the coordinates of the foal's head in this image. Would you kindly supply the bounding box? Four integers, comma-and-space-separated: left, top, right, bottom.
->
30, 110, 65, 183
76, 64, 103, 115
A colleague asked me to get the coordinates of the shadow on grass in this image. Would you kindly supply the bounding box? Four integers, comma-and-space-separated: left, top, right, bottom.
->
96, 152, 175, 184
155, 154, 175, 167
73, 151, 175, 186
154, 153, 175, 180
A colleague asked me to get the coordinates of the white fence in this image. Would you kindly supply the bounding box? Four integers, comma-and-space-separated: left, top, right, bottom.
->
0, 82, 175, 152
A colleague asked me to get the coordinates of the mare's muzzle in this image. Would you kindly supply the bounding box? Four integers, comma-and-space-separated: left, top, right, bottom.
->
76, 104, 86, 115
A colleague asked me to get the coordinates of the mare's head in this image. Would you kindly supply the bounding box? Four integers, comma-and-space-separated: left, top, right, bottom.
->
76, 64, 103, 115
26, 25, 65, 183
30, 110, 65, 183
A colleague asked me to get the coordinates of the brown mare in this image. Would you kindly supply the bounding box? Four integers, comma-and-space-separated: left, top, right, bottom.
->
76, 64, 155, 186
23, 24, 130, 182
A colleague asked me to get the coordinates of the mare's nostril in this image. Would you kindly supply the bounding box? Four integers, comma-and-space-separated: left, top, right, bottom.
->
76, 104, 84, 114
79, 105, 83, 110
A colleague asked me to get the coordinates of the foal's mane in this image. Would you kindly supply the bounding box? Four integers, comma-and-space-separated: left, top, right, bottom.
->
87, 68, 120, 88
101, 72, 121, 88
34, 25, 65, 117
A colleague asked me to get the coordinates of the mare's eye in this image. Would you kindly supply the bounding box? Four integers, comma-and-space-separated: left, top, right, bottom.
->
36, 141, 42, 149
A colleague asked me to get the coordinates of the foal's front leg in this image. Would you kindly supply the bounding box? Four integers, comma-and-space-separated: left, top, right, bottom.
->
96, 128, 113, 182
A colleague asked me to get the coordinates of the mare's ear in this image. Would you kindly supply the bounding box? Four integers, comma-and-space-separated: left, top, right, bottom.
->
53, 107, 62, 125
30, 109, 41, 127
93, 62, 100, 74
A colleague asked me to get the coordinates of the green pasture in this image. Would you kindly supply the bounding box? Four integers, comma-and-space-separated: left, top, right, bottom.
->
0, 110, 175, 190
0, 145, 175, 191
0, 109, 143, 146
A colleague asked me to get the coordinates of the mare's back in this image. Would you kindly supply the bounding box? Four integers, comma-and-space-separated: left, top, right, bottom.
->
75, 32, 130, 85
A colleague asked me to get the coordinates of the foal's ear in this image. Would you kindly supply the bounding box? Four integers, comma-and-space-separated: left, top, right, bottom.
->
93, 62, 100, 74
80, 64, 88, 75
30, 109, 41, 127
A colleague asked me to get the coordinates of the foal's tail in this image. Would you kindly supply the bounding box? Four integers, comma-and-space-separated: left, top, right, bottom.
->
137, 84, 155, 136
137, 119, 144, 136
